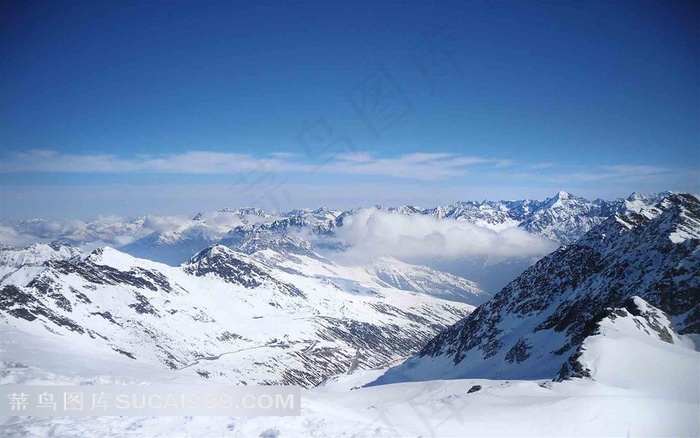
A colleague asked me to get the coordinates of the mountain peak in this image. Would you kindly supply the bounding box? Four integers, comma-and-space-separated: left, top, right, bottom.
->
626, 192, 643, 201
540, 191, 577, 209
84, 246, 142, 270
188, 244, 237, 263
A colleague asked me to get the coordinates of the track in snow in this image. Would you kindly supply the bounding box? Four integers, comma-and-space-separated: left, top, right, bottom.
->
176, 341, 288, 370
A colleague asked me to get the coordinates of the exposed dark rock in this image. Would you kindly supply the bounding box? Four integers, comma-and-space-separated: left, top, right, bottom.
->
184, 246, 306, 298
467, 385, 482, 394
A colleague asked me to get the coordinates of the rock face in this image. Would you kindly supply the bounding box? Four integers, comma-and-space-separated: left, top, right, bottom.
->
183, 245, 306, 297
372, 193, 700, 384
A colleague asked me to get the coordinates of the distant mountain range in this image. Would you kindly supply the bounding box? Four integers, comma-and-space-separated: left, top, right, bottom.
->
1, 191, 670, 267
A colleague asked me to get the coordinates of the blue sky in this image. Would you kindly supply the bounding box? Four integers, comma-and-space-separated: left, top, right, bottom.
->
1, 0, 698, 219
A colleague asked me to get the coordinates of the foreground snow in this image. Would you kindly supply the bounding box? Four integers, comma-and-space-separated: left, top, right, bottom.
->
1, 372, 697, 437
1, 322, 697, 437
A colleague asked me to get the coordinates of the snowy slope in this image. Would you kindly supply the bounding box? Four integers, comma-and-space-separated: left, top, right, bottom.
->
557, 296, 697, 385
240, 242, 489, 306
373, 193, 700, 384
1, 310, 697, 437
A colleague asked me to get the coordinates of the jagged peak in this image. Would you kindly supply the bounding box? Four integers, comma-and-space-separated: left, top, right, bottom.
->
189, 244, 235, 260
186, 244, 258, 267
543, 190, 576, 205
658, 192, 699, 208
626, 192, 643, 201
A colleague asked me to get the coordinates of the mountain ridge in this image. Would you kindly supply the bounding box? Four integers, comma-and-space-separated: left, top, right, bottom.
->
2, 192, 672, 259
369, 192, 699, 385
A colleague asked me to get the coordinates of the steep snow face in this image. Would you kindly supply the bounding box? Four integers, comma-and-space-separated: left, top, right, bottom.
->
373, 193, 700, 384
0, 244, 474, 388
183, 245, 307, 297
0, 241, 80, 267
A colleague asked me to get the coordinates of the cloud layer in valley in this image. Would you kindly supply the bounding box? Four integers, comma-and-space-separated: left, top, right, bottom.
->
332, 208, 559, 262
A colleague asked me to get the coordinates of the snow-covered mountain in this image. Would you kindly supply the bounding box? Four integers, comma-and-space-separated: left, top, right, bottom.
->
377, 192, 668, 243
118, 208, 282, 265
1, 192, 669, 266
0, 241, 482, 387
517, 190, 669, 244
517, 191, 612, 244
372, 193, 700, 384
1, 216, 155, 247
0, 241, 81, 279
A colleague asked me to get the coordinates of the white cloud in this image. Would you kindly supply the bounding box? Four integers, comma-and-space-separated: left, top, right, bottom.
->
0, 149, 520, 181
324, 153, 491, 179
489, 164, 696, 185
332, 208, 558, 262
0, 214, 196, 248
2, 149, 692, 192
0, 225, 48, 247
1, 150, 290, 175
